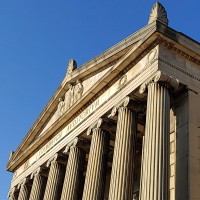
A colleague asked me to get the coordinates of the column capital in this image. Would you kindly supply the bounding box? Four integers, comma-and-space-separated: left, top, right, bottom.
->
63, 137, 87, 153
139, 71, 179, 94
30, 167, 48, 179
46, 153, 67, 167
18, 177, 30, 189
109, 96, 144, 118
87, 118, 111, 136
8, 186, 18, 198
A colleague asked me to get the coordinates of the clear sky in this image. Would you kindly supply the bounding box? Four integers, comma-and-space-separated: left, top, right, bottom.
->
1, 0, 200, 199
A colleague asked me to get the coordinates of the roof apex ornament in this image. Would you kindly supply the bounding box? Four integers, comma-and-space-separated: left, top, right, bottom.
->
148, 2, 169, 26
66, 58, 77, 76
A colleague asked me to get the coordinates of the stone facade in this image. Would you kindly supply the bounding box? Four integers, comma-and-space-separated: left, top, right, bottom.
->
7, 2, 200, 200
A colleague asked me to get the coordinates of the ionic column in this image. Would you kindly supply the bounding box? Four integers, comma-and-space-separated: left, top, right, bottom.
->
108, 97, 140, 200
82, 119, 110, 200
43, 153, 66, 200
139, 71, 179, 200
60, 138, 86, 200
29, 167, 47, 200
18, 178, 31, 200
8, 187, 18, 200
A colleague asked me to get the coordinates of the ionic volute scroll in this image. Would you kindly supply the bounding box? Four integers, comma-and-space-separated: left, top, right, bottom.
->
63, 137, 87, 154
16, 177, 30, 191
30, 167, 48, 179
139, 71, 179, 94
109, 96, 145, 118
87, 118, 112, 136
8, 186, 18, 198
46, 153, 67, 167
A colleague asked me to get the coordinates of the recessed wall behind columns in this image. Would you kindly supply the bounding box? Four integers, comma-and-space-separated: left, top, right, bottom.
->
175, 91, 189, 200
188, 90, 200, 200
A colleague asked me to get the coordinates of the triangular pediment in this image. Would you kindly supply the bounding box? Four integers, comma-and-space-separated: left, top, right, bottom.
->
9, 19, 200, 172
6, 21, 163, 171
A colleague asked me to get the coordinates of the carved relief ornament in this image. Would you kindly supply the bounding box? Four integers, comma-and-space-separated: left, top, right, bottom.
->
139, 71, 179, 94
148, 2, 169, 25
56, 79, 84, 119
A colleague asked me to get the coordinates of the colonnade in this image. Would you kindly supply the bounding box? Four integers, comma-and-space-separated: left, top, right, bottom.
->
8, 71, 178, 200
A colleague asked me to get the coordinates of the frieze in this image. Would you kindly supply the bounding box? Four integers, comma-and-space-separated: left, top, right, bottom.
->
158, 57, 200, 82
159, 38, 200, 65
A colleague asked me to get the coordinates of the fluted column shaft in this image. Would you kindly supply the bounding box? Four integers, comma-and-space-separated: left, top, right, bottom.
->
108, 106, 137, 200
139, 82, 170, 200
8, 188, 18, 200
18, 181, 31, 200
61, 146, 85, 200
43, 157, 65, 200
8, 194, 18, 200
29, 172, 47, 200
82, 128, 110, 200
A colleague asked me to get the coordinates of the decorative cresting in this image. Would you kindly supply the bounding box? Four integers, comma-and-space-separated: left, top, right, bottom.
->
17, 178, 31, 200
8, 187, 19, 200
139, 71, 179, 200
29, 167, 47, 200
66, 58, 77, 75
108, 96, 142, 200
60, 138, 86, 200
148, 2, 169, 25
82, 119, 110, 200
43, 153, 66, 200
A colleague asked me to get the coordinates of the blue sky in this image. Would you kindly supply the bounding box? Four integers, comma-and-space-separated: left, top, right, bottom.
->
0, 0, 200, 199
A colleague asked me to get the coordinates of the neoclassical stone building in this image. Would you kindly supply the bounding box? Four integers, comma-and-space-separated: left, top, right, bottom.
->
7, 2, 200, 200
